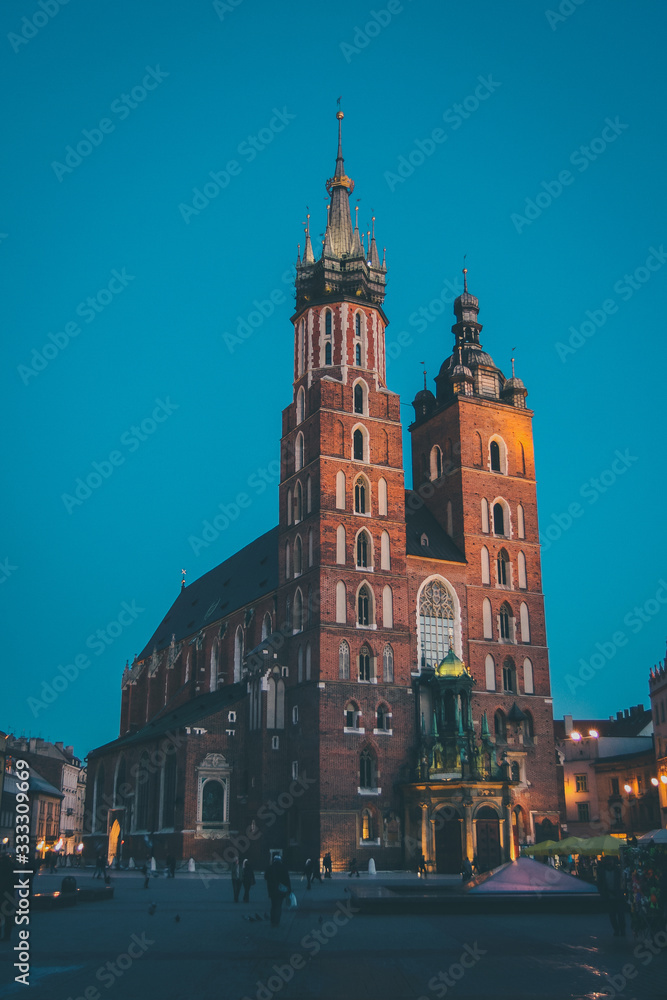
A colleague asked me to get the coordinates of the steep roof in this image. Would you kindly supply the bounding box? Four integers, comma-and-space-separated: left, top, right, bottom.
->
554, 708, 653, 741
138, 527, 279, 659
404, 492, 466, 563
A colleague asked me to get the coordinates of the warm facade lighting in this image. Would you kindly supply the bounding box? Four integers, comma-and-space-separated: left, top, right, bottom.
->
570, 731, 582, 741
651, 777, 659, 786
661, 775, 667, 785
624, 783, 632, 793
588, 729, 599, 738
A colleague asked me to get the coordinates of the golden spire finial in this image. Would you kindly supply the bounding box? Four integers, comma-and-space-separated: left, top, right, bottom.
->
420, 361, 427, 391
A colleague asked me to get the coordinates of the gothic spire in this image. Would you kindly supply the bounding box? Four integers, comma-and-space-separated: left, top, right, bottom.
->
324, 111, 354, 257
303, 212, 314, 263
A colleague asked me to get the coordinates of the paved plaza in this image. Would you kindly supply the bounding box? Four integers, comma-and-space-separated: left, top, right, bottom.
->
1, 869, 665, 1000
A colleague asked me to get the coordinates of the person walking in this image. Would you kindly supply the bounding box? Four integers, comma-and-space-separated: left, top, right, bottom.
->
264, 855, 291, 927
597, 856, 626, 936
348, 857, 360, 878
93, 853, 106, 879
241, 859, 255, 903
418, 853, 427, 878
304, 858, 314, 889
461, 856, 473, 882
166, 855, 176, 878
323, 852, 332, 879
231, 856, 242, 903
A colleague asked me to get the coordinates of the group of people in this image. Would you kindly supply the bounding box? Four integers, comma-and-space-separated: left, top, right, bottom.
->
231, 851, 335, 926
230, 857, 256, 903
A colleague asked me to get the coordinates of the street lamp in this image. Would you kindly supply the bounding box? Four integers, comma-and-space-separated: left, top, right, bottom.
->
624, 783, 632, 794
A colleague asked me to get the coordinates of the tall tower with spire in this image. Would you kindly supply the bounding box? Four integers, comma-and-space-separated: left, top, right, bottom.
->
277, 112, 412, 861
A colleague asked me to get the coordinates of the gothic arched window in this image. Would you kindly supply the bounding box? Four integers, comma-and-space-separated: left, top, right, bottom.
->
234, 626, 244, 682
339, 640, 350, 679
355, 343, 361, 366
357, 585, 372, 627
418, 579, 456, 668
360, 749, 377, 789
493, 502, 505, 536
494, 710, 507, 743
325, 342, 332, 365
325, 309, 332, 338
383, 644, 394, 683
356, 530, 371, 568
497, 548, 509, 587
499, 602, 513, 642
502, 657, 516, 693
355, 312, 361, 338
353, 429, 364, 461
354, 383, 364, 414
359, 645, 372, 681
354, 476, 368, 514
490, 440, 501, 472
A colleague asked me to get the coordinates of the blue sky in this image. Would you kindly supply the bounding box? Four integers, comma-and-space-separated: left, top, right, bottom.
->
2, 0, 665, 758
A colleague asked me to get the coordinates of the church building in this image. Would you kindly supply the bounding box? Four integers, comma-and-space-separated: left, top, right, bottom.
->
85, 113, 560, 873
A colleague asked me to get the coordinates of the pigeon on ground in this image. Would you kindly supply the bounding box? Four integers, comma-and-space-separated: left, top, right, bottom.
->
148, 902, 157, 916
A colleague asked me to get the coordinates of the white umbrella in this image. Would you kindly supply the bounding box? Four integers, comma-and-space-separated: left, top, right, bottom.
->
637, 829, 667, 843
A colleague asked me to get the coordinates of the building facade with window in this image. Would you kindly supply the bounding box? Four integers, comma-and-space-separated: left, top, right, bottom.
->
84, 114, 559, 872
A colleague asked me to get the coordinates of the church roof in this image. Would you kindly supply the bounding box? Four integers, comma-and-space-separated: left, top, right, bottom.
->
137, 527, 279, 660
405, 493, 466, 563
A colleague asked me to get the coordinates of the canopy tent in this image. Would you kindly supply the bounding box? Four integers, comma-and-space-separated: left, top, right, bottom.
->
524, 840, 559, 856
522, 835, 622, 857
638, 829, 667, 844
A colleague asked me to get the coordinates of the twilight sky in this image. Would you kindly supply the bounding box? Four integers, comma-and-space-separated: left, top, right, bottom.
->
2, 0, 666, 759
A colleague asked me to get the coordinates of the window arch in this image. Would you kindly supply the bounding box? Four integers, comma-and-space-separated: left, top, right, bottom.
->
295, 433, 304, 471
352, 426, 368, 462
523, 657, 534, 694
517, 503, 525, 539
325, 309, 332, 338
360, 748, 377, 789
518, 551, 527, 589
380, 530, 390, 570
297, 646, 304, 683
234, 626, 243, 682
354, 342, 361, 366
339, 640, 350, 679
336, 581, 347, 624
494, 710, 507, 743
353, 379, 367, 415
357, 584, 373, 626
499, 602, 514, 642
511, 761, 520, 782
482, 597, 493, 639
336, 470, 346, 509
383, 644, 394, 682
299, 319, 306, 376
489, 436, 507, 474
502, 657, 516, 693
336, 524, 346, 564
430, 445, 443, 480
520, 602, 530, 643
481, 498, 490, 533
522, 711, 534, 745
294, 535, 303, 576
496, 548, 510, 587
262, 612, 272, 640
294, 481, 303, 521
356, 528, 372, 568
376, 703, 391, 731
285, 540, 291, 580
361, 808, 375, 841
359, 644, 373, 681
285, 596, 292, 632
355, 311, 362, 339
493, 501, 506, 536
354, 475, 369, 514
306, 475, 312, 513
485, 653, 496, 691
306, 642, 312, 680
519, 441, 526, 475
474, 431, 483, 467
336, 419, 345, 456
308, 528, 314, 567
418, 578, 456, 668
383, 585, 393, 628
345, 700, 361, 729
296, 386, 305, 424
294, 589, 303, 632
378, 477, 388, 516
481, 546, 490, 585
287, 488, 292, 526
446, 499, 453, 537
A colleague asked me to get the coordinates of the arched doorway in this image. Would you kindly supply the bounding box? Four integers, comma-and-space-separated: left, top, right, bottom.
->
535, 817, 558, 843
512, 806, 526, 857
107, 819, 120, 867
475, 806, 501, 872
434, 812, 462, 874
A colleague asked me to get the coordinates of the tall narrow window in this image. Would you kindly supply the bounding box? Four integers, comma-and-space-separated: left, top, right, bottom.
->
497, 548, 509, 587
262, 612, 272, 640
493, 503, 505, 535
353, 429, 364, 461
336, 470, 346, 509
485, 654, 496, 691
234, 627, 243, 683
430, 446, 443, 480
382, 585, 393, 628
354, 476, 368, 514
325, 309, 332, 337
490, 440, 500, 472
360, 749, 376, 789
378, 478, 388, 516
355, 343, 361, 366
345, 701, 360, 729
339, 640, 350, 679
325, 342, 332, 365
306, 643, 312, 680
356, 530, 370, 568
296, 386, 305, 424
299, 320, 305, 376
308, 528, 314, 567
336, 524, 346, 564
287, 489, 292, 526
355, 312, 361, 338
285, 541, 291, 580
359, 646, 372, 681
336, 581, 347, 624
502, 657, 516, 693
380, 531, 390, 570
294, 536, 302, 576
297, 647, 304, 683
446, 500, 453, 537
481, 498, 490, 533
518, 551, 527, 589
354, 383, 364, 414
520, 602, 530, 643
418, 579, 456, 668
358, 584, 372, 626
294, 481, 303, 521
482, 598, 493, 639
517, 503, 525, 539
520, 442, 526, 475
295, 433, 304, 471
383, 644, 394, 682
523, 657, 534, 694
499, 602, 513, 642
481, 546, 490, 585
494, 711, 507, 743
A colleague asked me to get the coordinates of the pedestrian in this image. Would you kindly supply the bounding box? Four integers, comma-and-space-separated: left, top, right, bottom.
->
348, 857, 360, 878
461, 856, 473, 882
264, 855, 291, 927
418, 853, 427, 878
323, 852, 332, 879
166, 855, 176, 878
304, 858, 314, 889
93, 853, 106, 879
242, 859, 255, 903
597, 856, 626, 936
231, 855, 242, 903
0, 852, 16, 942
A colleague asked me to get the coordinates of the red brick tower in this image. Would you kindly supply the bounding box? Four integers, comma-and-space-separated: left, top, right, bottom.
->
408, 270, 559, 852
276, 113, 413, 864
